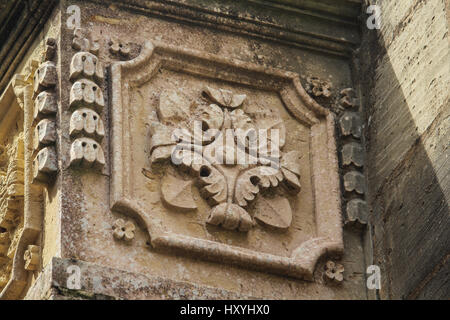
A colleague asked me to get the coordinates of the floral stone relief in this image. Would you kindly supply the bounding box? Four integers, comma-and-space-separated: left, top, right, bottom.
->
110, 41, 343, 280
149, 86, 301, 232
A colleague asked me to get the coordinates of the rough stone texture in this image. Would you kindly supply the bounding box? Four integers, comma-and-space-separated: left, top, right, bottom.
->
360, 0, 450, 299
25, 257, 256, 300
0, 0, 372, 300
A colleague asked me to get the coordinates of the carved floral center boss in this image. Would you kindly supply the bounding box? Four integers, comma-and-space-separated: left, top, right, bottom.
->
110, 41, 342, 280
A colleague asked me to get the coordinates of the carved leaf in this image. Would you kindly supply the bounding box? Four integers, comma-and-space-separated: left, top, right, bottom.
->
281, 151, 301, 194
197, 164, 227, 205
230, 109, 253, 130
191, 104, 224, 131
253, 195, 292, 229
207, 203, 254, 232
255, 115, 286, 148
161, 173, 197, 211
235, 166, 283, 206
149, 121, 182, 165
149, 121, 177, 152
189, 104, 224, 145
171, 148, 227, 205
230, 109, 256, 152
203, 86, 246, 108
157, 90, 191, 124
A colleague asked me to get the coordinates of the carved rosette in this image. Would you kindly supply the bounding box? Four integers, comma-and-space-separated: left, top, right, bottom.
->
108, 38, 131, 59
306, 76, 332, 99
323, 260, 344, 284
112, 219, 136, 242
149, 86, 302, 232
69, 28, 105, 170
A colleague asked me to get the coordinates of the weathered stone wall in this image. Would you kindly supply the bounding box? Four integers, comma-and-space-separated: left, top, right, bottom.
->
359, 0, 449, 299
0, 0, 373, 300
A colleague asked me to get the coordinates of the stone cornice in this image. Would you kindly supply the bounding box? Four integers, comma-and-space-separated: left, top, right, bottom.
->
87, 0, 361, 56
0, 0, 362, 96
0, 0, 57, 97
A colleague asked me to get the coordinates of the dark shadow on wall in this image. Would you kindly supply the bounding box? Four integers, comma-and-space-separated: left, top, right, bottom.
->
358, 15, 450, 300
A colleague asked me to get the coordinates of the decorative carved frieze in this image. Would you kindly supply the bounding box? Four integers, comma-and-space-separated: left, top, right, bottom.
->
337, 88, 368, 228
30, 38, 59, 185
0, 83, 26, 295
0, 37, 50, 298
0, 232, 10, 258
12, 60, 39, 109
69, 28, 105, 172
0, 139, 24, 230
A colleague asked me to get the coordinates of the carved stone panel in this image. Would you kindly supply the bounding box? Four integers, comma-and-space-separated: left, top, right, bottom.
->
110, 41, 342, 280
0, 83, 25, 294
1, 60, 45, 299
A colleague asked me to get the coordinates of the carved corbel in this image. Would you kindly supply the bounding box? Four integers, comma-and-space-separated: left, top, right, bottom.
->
33, 147, 57, 184
33, 61, 57, 99
33, 119, 57, 151
72, 28, 100, 55
33, 91, 57, 122
339, 88, 360, 109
